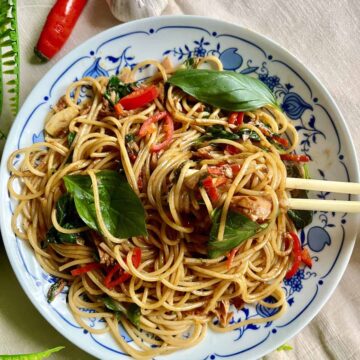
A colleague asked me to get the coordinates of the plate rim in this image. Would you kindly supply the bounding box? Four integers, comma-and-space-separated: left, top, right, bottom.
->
1, 14, 359, 360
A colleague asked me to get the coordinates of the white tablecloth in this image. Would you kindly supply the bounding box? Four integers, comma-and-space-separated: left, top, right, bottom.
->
1, 1, 359, 359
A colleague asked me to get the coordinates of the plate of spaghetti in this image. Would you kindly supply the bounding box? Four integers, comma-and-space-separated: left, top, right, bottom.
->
0, 16, 358, 360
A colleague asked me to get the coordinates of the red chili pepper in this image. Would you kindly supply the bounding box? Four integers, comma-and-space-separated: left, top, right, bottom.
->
151, 114, 174, 153
273, 135, 289, 148
228, 112, 244, 126
214, 176, 227, 187
280, 154, 310, 162
301, 248, 312, 268
226, 248, 239, 269
114, 102, 124, 116
71, 262, 101, 276
225, 145, 241, 155
34, 0, 88, 61
230, 164, 241, 176
139, 111, 167, 137
118, 85, 159, 110
208, 166, 224, 176
285, 232, 302, 279
202, 176, 219, 202
104, 248, 142, 289
236, 112, 244, 125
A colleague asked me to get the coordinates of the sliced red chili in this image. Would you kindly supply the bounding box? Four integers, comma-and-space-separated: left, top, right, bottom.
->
225, 145, 241, 155
104, 248, 142, 289
230, 164, 241, 176
280, 154, 310, 162
273, 135, 289, 148
226, 248, 239, 269
228, 112, 244, 126
114, 102, 124, 116
151, 114, 174, 153
202, 176, 219, 202
118, 85, 159, 110
71, 262, 102, 276
285, 232, 302, 279
139, 111, 167, 137
208, 166, 224, 176
301, 248, 312, 268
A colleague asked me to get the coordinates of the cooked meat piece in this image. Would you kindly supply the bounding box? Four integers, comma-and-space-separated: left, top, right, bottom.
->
230, 195, 272, 222
161, 56, 174, 72
192, 145, 215, 160
183, 168, 207, 190
52, 96, 67, 112
212, 300, 233, 327
230, 296, 244, 309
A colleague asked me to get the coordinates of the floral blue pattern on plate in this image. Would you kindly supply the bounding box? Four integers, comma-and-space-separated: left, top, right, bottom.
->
0, 16, 358, 360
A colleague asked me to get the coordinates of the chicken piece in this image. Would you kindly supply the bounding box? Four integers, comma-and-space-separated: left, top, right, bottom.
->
192, 145, 215, 160
183, 168, 207, 190
212, 300, 233, 327
91, 232, 116, 267
161, 56, 174, 72
52, 96, 67, 112
230, 195, 272, 222
45, 107, 79, 137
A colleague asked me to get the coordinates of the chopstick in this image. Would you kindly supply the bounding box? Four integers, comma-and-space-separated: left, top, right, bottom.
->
285, 177, 360, 212
185, 169, 360, 212
287, 198, 360, 213
286, 177, 360, 195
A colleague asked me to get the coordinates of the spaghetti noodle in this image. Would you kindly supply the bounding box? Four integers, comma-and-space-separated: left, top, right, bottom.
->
8, 56, 311, 359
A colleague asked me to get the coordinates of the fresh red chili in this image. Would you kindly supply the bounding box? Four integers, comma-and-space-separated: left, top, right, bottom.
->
208, 166, 224, 176
139, 111, 167, 137
34, 0, 87, 61
285, 232, 302, 279
280, 154, 310, 162
230, 164, 241, 176
273, 135, 289, 148
104, 248, 142, 289
225, 145, 241, 155
151, 114, 174, 153
226, 248, 239, 269
71, 262, 101, 276
114, 102, 124, 116
202, 176, 219, 202
301, 248, 312, 268
118, 85, 159, 110
228, 112, 244, 126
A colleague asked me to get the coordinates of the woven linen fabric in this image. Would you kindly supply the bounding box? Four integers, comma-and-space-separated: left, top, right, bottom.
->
0, 1, 359, 359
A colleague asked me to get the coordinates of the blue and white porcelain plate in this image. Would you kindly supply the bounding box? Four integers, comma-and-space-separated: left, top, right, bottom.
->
0, 16, 359, 360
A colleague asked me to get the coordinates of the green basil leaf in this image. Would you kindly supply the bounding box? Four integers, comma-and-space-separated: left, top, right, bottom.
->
236, 128, 261, 141
127, 303, 141, 328
104, 76, 134, 106
103, 296, 127, 313
183, 57, 197, 69
167, 69, 278, 111
0, 346, 65, 359
208, 208, 262, 258
103, 297, 141, 328
44, 194, 84, 246
125, 133, 135, 143
67, 132, 76, 147
277, 344, 293, 352
63, 170, 147, 238
286, 164, 313, 229
47, 279, 65, 303
287, 209, 313, 230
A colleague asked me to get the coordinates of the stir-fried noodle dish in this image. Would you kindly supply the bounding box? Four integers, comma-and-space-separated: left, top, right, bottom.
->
8, 56, 314, 359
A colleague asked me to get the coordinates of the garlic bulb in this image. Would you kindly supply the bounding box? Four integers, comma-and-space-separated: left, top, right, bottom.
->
106, 0, 169, 23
